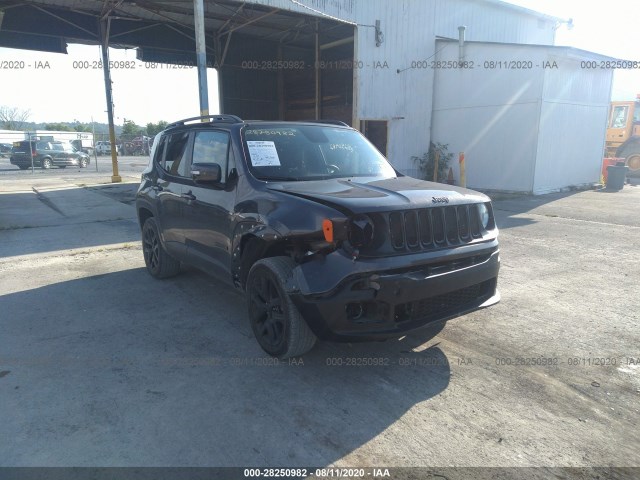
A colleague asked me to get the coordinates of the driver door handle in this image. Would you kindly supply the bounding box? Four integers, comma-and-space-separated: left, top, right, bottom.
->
181, 191, 196, 201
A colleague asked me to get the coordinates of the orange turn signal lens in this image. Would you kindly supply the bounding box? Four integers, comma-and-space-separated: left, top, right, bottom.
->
322, 219, 334, 243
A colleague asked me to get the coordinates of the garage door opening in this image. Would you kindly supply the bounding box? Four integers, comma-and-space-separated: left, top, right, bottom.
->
218, 18, 355, 125
360, 120, 388, 156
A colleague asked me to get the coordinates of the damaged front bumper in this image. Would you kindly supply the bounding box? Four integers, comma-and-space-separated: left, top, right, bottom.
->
288, 240, 500, 341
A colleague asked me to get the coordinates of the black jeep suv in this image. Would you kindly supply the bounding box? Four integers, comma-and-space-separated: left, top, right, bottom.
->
136, 115, 500, 358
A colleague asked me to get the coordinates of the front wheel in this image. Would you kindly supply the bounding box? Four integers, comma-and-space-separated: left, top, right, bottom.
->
141, 217, 181, 279
627, 154, 640, 172
79, 158, 88, 168
246, 257, 317, 358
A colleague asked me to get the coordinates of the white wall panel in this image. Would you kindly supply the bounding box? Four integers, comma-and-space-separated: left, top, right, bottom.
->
431, 41, 544, 192
350, 0, 555, 175
432, 41, 614, 193
533, 56, 613, 194
432, 103, 540, 192
533, 103, 607, 193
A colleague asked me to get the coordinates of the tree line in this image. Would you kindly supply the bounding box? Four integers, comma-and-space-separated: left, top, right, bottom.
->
1, 105, 168, 137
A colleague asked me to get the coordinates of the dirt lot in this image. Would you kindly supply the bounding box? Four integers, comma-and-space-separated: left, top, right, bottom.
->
0, 164, 638, 474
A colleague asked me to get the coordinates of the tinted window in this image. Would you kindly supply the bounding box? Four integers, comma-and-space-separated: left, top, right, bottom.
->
192, 131, 230, 180
154, 136, 167, 166
243, 125, 396, 181
163, 132, 190, 177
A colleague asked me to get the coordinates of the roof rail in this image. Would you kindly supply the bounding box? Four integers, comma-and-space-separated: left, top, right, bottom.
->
301, 119, 350, 127
167, 114, 244, 128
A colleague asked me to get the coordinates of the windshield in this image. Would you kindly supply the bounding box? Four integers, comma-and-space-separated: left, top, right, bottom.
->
243, 125, 396, 181
610, 105, 628, 128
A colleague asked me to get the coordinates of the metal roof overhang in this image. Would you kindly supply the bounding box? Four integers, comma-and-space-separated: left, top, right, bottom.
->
0, 0, 354, 64
0, 1, 355, 182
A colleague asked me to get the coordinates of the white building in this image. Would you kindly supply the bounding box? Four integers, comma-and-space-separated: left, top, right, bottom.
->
1, 0, 613, 192
431, 40, 614, 194
218, 0, 611, 193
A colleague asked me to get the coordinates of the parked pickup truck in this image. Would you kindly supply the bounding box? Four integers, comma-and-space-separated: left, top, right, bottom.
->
95, 141, 121, 156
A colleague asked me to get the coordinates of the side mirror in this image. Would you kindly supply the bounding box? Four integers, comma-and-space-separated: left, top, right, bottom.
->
191, 162, 222, 185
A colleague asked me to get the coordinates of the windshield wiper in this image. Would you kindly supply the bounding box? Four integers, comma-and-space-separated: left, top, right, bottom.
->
256, 176, 302, 182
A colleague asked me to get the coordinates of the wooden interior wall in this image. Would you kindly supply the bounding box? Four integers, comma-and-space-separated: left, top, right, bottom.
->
220, 31, 354, 124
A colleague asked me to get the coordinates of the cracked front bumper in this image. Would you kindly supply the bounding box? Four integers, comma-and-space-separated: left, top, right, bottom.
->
289, 241, 500, 341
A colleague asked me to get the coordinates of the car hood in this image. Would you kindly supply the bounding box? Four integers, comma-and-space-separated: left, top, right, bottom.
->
266, 176, 489, 214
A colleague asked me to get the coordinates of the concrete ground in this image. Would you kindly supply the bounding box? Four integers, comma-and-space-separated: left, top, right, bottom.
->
0, 157, 639, 470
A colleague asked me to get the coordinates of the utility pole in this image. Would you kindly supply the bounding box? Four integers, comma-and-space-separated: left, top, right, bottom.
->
194, 0, 209, 119
100, 18, 121, 183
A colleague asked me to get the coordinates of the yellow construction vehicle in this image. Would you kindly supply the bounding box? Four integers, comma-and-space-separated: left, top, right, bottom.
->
605, 94, 640, 173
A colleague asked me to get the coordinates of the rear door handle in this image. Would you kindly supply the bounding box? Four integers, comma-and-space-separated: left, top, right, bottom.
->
181, 191, 196, 201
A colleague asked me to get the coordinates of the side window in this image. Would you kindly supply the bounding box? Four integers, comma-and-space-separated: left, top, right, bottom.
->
192, 131, 230, 181
163, 132, 190, 177
610, 105, 628, 128
154, 136, 167, 166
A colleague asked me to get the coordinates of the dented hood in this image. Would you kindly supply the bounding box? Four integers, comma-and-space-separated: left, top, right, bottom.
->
265, 176, 489, 214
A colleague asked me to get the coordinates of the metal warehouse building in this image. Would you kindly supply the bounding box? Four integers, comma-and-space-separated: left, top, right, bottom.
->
0, 0, 613, 192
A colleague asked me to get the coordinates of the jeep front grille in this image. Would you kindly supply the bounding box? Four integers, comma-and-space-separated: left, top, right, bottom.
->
387, 205, 483, 252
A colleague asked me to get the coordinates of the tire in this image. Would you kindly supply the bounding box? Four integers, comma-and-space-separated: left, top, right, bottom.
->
627, 154, 640, 172
246, 256, 317, 358
42, 157, 52, 169
79, 158, 88, 168
141, 217, 181, 279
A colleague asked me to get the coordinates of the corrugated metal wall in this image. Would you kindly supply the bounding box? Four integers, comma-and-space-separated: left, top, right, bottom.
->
241, 0, 356, 22
349, 0, 555, 176
431, 41, 613, 193
433, 0, 556, 45
352, 0, 437, 176
533, 54, 613, 194
230, 0, 557, 176
431, 42, 545, 192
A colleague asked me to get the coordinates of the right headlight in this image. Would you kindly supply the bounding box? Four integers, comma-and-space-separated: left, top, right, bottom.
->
478, 203, 490, 229
348, 214, 375, 248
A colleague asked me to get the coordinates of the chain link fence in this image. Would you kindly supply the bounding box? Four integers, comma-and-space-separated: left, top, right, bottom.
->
93, 133, 153, 156
1, 131, 154, 158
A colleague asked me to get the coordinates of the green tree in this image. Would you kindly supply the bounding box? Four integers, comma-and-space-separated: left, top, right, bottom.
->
122, 119, 143, 135
43, 122, 72, 131
146, 120, 168, 136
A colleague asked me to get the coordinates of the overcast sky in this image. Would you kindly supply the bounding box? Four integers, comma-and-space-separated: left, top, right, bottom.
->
0, 0, 638, 125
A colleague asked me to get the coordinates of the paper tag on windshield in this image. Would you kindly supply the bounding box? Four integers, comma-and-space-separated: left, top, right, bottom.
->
247, 141, 281, 167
